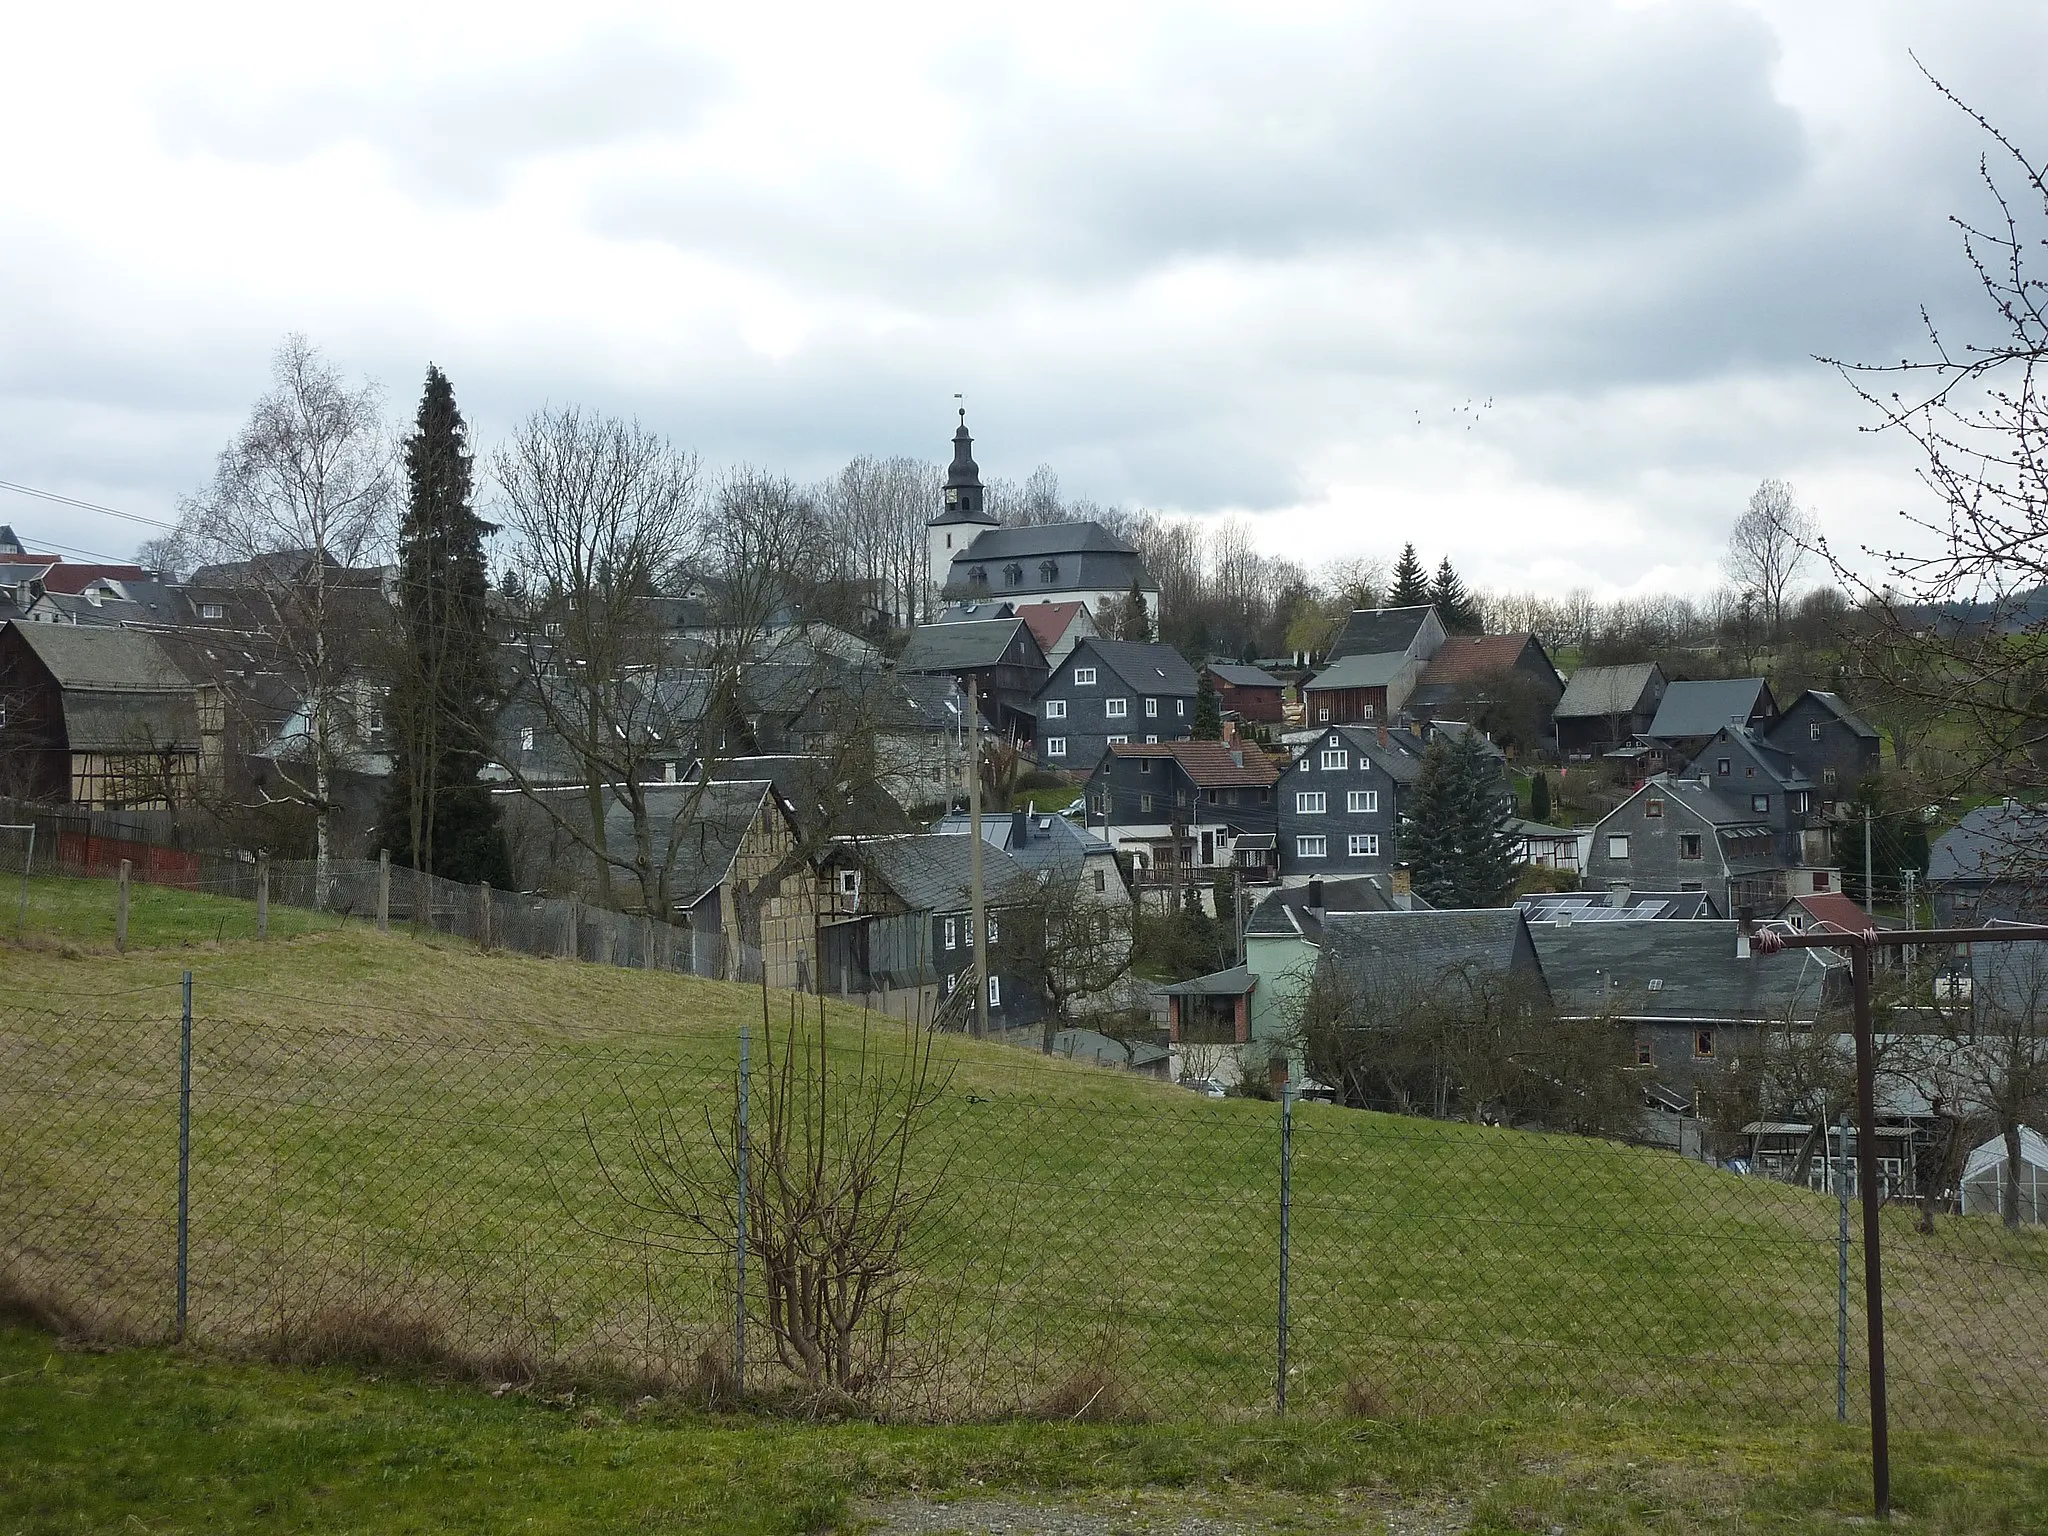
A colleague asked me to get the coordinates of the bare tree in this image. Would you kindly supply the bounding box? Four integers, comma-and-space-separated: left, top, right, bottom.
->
1723, 479, 1814, 641
177, 334, 394, 894
1005, 867, 1136, 1054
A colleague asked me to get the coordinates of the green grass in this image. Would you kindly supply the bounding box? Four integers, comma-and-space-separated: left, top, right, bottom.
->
4, 872, 331, 948
5, 1328, 2048, 1533
6, 879, 2048, 1436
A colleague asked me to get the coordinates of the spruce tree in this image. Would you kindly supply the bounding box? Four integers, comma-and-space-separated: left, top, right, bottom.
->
1389, 543, 1430, 607
1407, 732, 1522, 908
378, 365, 512, 888
1119, 578, 1152, 641
1430, 557, 1480, 634
1193, 670, 1223, 739
1530, 770, 1551, 824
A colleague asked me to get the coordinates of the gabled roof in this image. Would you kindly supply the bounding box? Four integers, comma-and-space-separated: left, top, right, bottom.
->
1317, 908, 1544, 1004
1304, 651, 1410, 691
6, 621, 193, 692
1616, 776, 1776, 836
1703, 723, 1814, 791
1285, 724, 1429, 784
958, 521, 1139, 560
1154, 965, 1257, 997
1417, 633, 1557, 690
834, 833, 1036, 912
1554, 662, 1663, 720
1777, 690, 1880, 741
1326, 606, 1438, 662
1781, 892, 1891, 934
897, 617, 1044, 674
1529, 920, 1841, 1022
931, 802, 1114, 879
1060, 638, 1199, 695
1648, 678, 1774, 740
1018, 601, 1091, 654
1930, 801, 2048, 886
1104, 739, 1279, 788
1208, 663, 1283, 689
1245, 876, 1413, 940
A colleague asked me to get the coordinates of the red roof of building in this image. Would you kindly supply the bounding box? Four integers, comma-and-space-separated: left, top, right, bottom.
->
1417, 632, 1545, 687
37, 563, 151, 594
1019, 599, 1088, 654
1787, 892, 1882, 935
1106, 739, 1280, 787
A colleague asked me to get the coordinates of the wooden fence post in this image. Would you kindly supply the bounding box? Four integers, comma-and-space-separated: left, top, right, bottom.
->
640, 914, 654, 969
477, 881, 491, 950
565, 895, 581, 961
256, 851, 269, 940
377, 849, 390, 934
115, 859, 130, 952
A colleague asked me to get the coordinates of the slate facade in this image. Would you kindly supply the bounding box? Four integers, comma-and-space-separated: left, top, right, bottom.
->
1034, 637, 1197, 771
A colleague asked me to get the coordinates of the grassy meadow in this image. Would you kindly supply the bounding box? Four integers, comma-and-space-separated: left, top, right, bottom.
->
5, 877, 2048, 1431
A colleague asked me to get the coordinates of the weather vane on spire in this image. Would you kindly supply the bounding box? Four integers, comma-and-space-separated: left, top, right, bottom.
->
954, 391, 965, 424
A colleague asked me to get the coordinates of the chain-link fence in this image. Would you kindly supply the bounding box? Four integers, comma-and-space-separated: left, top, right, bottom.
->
5, 980, 2048, 1428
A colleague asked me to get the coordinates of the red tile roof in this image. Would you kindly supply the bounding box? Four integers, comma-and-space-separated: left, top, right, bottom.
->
1019, 600, 1088, 653
1789, 892, 1881, 934
1106, 739, 1280, 787
37, 562, 152, 594
1418, 633, 1542, 687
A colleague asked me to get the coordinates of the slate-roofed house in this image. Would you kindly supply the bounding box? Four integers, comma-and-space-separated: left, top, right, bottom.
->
1689, 723, 1836, 872
1276, 725, 1423, 881
1313, 909, 1548, 1046
1242, 875, 1422, 1087
816, 833, 1042, 1028
931, 801, 1127, 902
1646, 677, 1778, 755
942, 522, 1161, 629
0, 620, 221, 809
1765, 690, 1882, 800
784, 668, 967, 811
1303, 606, 1446, 725
1034, 637, 1198, 772
1581, 770, 1832, 921
1553, 662, 1667, 758
1206, 663, 1286, 724
1930, 800, 2048, 925
895, 616, 1049, 739
1085, 738, 1281, 886
1017, 600, 1097, 669
498, 779, 819, 986
1529, 918, 1846, 1115
1408, 633, 1565, 738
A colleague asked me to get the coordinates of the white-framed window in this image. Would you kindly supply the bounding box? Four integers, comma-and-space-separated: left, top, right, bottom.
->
519, 726, 535, 753
1043, 699, 1067, 719
1316, 706, 1331, 722
1348, 834, 1379, 857
1810, 722, 1822, 741
1140, 793, 1154, 813
1347, 790, 1378, 814
1646, 797, 1664, 818
987, 914, 999, 943
1823, 767, 1838, 785
1751, 794, 1770, 814
200, 602, 225, 620
1145, 697, 1159, 717
1074, 667, 1097, 686
1296, 791, 1327, 814
1176, 699, 1186, 715
1044, 737, 1067, 758
1144, 734, 1158, 744
1138, 759, 1153, 773
945, 972, 957, 995
1107, 734, 1128, 745
943, 917, 958, 950
1296, 835, 1328, 859
988, 974, 1002, 1007
1321, 749, 1347, 770
1106, 697, 1129, 718
1607, 834, 1630, 860
838, 869, 861, 897
1092, 869, 1107, 893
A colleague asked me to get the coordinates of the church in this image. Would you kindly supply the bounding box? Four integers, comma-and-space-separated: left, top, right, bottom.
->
925, 412, 1161, 630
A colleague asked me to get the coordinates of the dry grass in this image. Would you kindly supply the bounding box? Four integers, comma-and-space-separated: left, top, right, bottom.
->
1027, 1364, 1142, 1423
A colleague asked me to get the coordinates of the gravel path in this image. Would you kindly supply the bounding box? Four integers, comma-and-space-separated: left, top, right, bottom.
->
854, 1491, 1475, 1535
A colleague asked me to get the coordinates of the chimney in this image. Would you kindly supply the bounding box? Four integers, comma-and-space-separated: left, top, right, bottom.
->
1606, 882, 1630, 908
1377, 724, 1389, 749
1010, 808, 1028, 846
1307, 878, 1324, 909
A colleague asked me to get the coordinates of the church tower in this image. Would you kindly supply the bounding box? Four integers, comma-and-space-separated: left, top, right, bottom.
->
925, 408, 998, 618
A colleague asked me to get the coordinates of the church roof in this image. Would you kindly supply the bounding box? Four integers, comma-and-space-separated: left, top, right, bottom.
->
956, 521, 1139, 560
944, 410, 982, 490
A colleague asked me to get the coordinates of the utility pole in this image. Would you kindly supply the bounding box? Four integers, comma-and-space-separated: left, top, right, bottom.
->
967, 677, 990, 1037
1863, 802, 1874, 917
1902, 869, 1917, 983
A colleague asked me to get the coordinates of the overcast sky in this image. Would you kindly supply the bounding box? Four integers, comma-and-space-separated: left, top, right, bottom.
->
3, 0, 2043, 598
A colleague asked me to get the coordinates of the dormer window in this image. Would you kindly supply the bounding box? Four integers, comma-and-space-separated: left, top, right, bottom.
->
1039, 560, 1058, 582
1004, 562, 1023, 586
969, 565, 989, 587
200, 603, 225, 620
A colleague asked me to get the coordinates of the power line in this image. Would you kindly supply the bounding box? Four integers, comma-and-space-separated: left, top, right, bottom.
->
0, 525, 145, 565
0, 477, 178, 530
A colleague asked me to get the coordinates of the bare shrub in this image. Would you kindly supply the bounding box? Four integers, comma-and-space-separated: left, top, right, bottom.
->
1341, 1372, 1395, 1420
261, 1300, 449, 1369
1028, 1363, 1140, 1423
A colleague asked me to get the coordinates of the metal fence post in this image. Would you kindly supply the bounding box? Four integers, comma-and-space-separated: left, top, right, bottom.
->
735, 1025, 750, 1392
256, 851, 269, 940
116, 859, 131, 952
377, 849, 390, 934
1277, 1083, 1293, 1416
176, 970, 192, 1342
1837, 1109, 1850, 1424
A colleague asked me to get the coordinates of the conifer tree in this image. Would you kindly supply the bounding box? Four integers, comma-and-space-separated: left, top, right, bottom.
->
1406, 732, 1522, 908
379, 365, 512, 888
1430, 557, 1480, 634
1389, 543, 1430, 607
1193, 670, 1223, 739
1118, 577, 1152, 640
1530, 771, 1551, 823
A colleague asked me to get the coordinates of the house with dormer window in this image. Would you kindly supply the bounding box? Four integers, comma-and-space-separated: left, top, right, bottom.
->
1033, 637, 1196, 772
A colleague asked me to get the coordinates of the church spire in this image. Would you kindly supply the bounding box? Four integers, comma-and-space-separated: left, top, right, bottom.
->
933, 406, 993, 525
